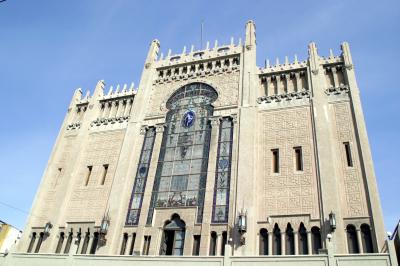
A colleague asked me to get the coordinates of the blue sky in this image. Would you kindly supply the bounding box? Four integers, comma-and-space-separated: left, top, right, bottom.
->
0, 0, 398, 232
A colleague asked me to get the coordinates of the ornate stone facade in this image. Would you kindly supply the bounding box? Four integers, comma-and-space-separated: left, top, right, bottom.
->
17, 21, 386, 260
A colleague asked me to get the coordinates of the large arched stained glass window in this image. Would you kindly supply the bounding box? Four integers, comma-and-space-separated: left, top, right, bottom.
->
147, 83, 218, 224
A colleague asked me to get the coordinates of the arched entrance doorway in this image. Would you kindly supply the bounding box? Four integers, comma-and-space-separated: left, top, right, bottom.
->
160, 214, 186, 255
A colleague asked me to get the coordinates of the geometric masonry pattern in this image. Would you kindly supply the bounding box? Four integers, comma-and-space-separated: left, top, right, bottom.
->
333, 102, 367, 217
260, 107, 319, 220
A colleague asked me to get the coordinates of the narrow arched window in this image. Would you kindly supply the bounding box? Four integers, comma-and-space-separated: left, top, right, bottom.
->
273, 224, 281, 255
311, 226, 322, 254
259, 229, 268, 255
27, 232, 36, 253
210, 231, 217, 256
120, 233, 128, 255
286, 223, 295, 255
90, 232, 99, 254
34, 232, 44, 253
80, 231, 90, 254
346, 224, 359, 254
129, 233, 136, 255
64, 232, 73, 254
298, 223, 308, 255
221, 231, 227, 255
55, 232, 65, 253
360, 224, 374, 253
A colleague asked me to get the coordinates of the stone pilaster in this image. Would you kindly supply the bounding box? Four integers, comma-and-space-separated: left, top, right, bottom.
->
199, 117, 220, 256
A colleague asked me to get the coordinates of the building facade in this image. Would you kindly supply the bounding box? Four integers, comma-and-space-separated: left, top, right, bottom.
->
0, 220, 22, 253
17, 20, 386, 258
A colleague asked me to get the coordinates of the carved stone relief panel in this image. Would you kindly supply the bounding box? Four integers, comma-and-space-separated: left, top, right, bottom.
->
333, 102, 368, 217
146, 71, 240, 118
33, 136, 76, 226
258, 107, 319, 220
64, 130, 125, 224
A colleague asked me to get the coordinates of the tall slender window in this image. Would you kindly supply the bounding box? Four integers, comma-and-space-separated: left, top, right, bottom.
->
55, 232, 65, 253
120, 233, 128, 255
126, 127, 156, 225
147, 83, 218, 225
129, 233, 136, 255
27, 232, 36, 253
273, 224, 281, 255
212, 117, 233, 223
192, 235, 201, 256
259, 229, 268, 255
360, 224, 374, 253
90, 232, 99, 254
294, 147, 303, 171
100, 164, 109, 185
286, 223, 295, 255
298, 223, 308, 255
143, 236, 151, 255
346, 224, 359, 254
84, 166, 93, 186
34, 232, 44, 253
311, 226, 322, 254
221, 231, 227, 255
272, 149, 279, 173
64, 232, 73, 254
344, 142, 353, 167
209, 231, 217, 256
80, 231, 90, 254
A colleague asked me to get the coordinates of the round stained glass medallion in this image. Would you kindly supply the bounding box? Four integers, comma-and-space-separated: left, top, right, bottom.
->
182, 110, 195, 128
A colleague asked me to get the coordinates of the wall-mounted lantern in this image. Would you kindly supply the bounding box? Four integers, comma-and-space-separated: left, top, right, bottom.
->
44, 222, 53, 236
99, 214, 110, 246
238, 210, 247, 234
329, 211, 336, 232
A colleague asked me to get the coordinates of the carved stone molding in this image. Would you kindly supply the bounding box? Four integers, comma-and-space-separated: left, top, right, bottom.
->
90, 116, 130, 127
155, 123, 166, 133
257, 90, 310, 104
231, 114, 238, 124
209, 116, 221, 126
140, 125, 148, 135
66, 122, 81, 130
325, 85, 349, 96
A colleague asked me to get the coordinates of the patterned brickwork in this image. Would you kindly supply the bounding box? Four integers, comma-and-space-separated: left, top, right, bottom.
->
33, 137, 76, 226
259, 106, 319, 220
147, 71, 240, 117
333, 102, 367, 217
64, 130, 125, 223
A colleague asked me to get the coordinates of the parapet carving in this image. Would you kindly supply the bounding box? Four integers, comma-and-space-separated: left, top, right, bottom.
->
257, 90, 310, 104
325, 84, 349, 96
154, 38, 241, 85
66, 122, 81, 130
154, 56, 240, 85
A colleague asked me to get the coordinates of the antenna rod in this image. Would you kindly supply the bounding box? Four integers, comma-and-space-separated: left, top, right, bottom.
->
200, 20, 203, 50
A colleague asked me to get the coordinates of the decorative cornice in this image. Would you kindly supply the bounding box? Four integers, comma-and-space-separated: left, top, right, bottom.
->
66, 122, 81, 130
325, 85, 349, 96
257, 90, 310, 104
90, 116, 130, 127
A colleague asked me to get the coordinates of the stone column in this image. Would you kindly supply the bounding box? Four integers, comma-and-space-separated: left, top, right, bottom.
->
307, 231, 312, 255
268, 232, 273, 255
356, 229, 363, 254
295, 72, 301, 92
125, 234, 133, 255
60, 234, 68, 254
216, 233, 222, 256
71, 234, 80, 255
294, 231, 299, 255
199, 117, 220, 256
281, 232, 286, 255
